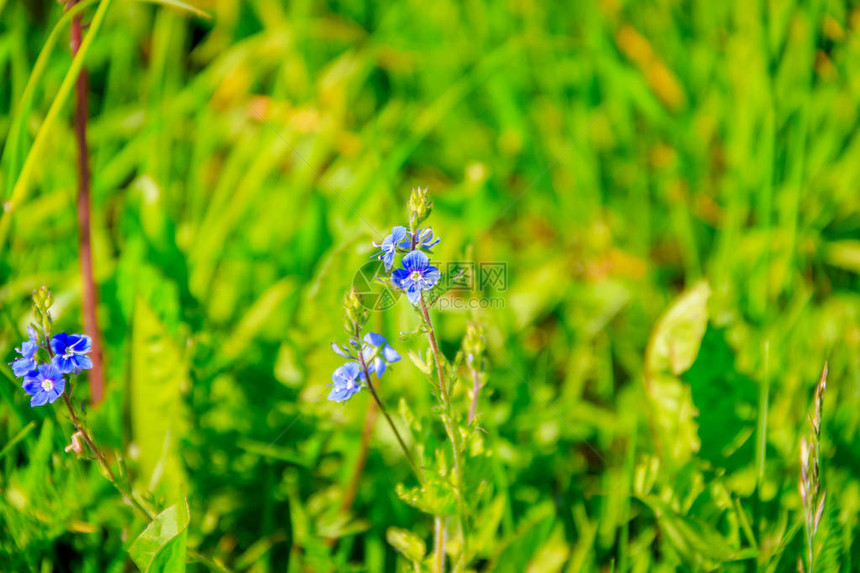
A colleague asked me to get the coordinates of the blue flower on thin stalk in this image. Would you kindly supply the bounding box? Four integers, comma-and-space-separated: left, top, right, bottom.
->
50, 333, 93, 374
361, 332, 401, 377
372, 226, 411, 271
410, 227, 440, 251
392, 250, 441, 305
9, 326, 39, 377
22, 363, 66, 408
327, 362, 364, 403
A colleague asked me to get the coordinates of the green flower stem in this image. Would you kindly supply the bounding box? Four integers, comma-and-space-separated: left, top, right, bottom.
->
418, 292, 468, 565
59, 394, 234, 572
357, 352, 425, 486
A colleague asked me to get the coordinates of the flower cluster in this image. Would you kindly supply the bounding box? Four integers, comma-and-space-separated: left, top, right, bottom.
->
374, 227, 442, 306
372, 225, 441, 272
9, 327, 93, 408
328, 333, 401, 403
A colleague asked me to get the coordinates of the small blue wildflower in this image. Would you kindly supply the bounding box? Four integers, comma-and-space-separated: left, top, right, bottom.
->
10, 326, 39, 377
361, 332, 401, 377
22, 363, 66, 408
392, 250, 441, 305
410, 227, 440, 251
327, 362, 364, 403
50, 333, 93, 374
372, 226, 411, 271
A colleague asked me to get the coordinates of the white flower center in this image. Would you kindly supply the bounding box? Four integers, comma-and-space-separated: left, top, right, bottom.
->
41, 379, 55, 392
346, 381, 353, 390
409, 270, 422, 281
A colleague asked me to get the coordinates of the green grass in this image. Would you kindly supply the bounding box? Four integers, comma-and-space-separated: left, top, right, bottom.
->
2, 0, 860, 571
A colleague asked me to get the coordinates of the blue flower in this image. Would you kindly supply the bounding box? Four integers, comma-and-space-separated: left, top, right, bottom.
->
10, 326, 39, 378
327, 362, 364, 403
392, 250, 441, 305
372, 226, 410, 271
22, 363, 66, 408
50, 333, 93, 374
361, 332, 401, 377
411, 227, 440, 251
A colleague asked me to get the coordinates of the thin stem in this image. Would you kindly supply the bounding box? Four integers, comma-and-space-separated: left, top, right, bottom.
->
61, 392, 233, 572
357, 353, 425, 485
61, 392, 155, 520
418, 292, 468, 564
69, 2, 106, 405
434, 516, 446, 573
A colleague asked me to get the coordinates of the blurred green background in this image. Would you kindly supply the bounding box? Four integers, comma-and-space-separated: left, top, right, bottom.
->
2, 0, 860, 571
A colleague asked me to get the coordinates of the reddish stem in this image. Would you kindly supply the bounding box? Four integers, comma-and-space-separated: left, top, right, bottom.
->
70, 9, 105, 405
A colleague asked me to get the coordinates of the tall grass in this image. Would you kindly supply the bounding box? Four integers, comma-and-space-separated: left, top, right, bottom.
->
1, 1, 859, 571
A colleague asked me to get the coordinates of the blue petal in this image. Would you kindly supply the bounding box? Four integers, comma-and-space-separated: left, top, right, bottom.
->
52, 355, 75, 375
22, 378, 42, 396
53, 375, 66, 397
383, 250, 395, 271
50, 333, 69, 356
391, 268, 409, 289
423, 265, 441, 288
11, 357, 36, 377
373, 357, 386, 377
406, 285, 421, 305
20, 340, 39, 359
382, 345, 401, 363
74, 354, 93, 371
364, 332, 387, 348
327, 386, 346, 402
390, 226, 408, 243
30, 391, 49, 408
402, 250, 429, 273
332, 362, 362, 387
42, 362, 64, 381
70, 335, 92, 354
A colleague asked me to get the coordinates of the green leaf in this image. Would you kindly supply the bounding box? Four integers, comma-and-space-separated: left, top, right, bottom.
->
646, 281, 711, 376
386, 527, 426, 562
407, 350, 433, 376
645, 281, 711, 465
639, 495, 755, 569
128, 500, 190, 572
396, 478, 457, 517
131, 296, 188, 498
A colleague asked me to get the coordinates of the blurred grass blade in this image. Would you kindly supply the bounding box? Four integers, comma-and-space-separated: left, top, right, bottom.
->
0, 0, 113, 245
0, 421, 35, 462
140, 0, 212, 19
0, 0, 100, 203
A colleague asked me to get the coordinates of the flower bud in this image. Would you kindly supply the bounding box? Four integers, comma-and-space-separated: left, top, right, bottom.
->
408, 187, 432, 231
